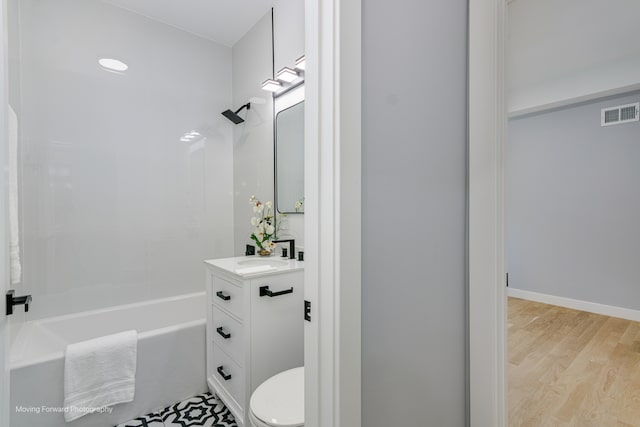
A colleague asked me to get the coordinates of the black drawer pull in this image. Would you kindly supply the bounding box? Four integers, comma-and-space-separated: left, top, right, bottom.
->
216, 326, 231, 339
217, 366, 232, 381
216, 291, 231, 301
259, 285, 293, 298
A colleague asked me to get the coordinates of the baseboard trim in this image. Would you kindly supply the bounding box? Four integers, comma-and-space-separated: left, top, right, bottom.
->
507, 288, 640, 322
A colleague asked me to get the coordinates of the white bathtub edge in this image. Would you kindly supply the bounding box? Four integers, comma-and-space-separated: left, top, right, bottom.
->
30, 291, 206, 326
10, 318, 206, 371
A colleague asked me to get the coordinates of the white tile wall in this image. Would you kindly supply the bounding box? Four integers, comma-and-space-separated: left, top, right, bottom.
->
12, 0, 305, 319
232, 4, 306, 256
232, 12, 275, 256
16, 0, 235, 319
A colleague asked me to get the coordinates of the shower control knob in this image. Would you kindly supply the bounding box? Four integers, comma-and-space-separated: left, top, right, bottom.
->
6, 290, 32, 316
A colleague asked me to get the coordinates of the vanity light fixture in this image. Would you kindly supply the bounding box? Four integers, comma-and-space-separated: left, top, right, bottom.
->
98, 58, 128, 73
276, 67, 299, 83
261, 79, 282, 92
262, 56, 306, 96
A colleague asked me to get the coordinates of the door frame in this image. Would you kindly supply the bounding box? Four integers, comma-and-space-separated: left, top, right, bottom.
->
306, 0, 508, 425
0, 0, 507, 424
304, 0, 362, 426
468, 0, 507, 425
0, 0, 365, 424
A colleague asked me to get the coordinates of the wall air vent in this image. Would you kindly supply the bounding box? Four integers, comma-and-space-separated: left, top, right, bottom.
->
601, 102, 639, 126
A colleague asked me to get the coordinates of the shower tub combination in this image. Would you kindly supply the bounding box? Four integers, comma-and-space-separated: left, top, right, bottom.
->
9, 292, 207, 427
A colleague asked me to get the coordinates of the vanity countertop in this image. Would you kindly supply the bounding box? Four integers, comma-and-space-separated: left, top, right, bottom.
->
204, 255, 304, 279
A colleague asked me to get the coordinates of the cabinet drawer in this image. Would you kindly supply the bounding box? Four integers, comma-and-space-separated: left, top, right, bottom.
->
211, 344, 245, 409
211, 275, 244, 319
212, 306, 244, 365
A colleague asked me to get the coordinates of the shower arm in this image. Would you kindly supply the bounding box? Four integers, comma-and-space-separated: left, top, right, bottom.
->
235, 103, 250, 114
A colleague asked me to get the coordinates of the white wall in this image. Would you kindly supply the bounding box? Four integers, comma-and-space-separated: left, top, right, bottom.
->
507, 91, 640, 310
509, 57, 640, 117
233, 3, 305, 256
273, 0, 305, 73
232, 12, 275, 256
362, 0, 468, 424
7, 0, 20, 114
7, 0, 25, 342
16, 0, 234, 319
1, 2, 12, 423
508, 0, 640, 115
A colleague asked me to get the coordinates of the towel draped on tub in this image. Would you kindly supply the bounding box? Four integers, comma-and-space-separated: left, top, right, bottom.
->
63, 330, 137, 422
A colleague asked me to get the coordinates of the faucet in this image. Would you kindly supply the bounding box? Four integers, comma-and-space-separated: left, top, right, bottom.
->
273, 239, 295, 259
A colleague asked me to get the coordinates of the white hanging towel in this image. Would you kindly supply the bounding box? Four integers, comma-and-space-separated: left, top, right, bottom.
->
63, 330, 137, 422
8, 105, 21, 284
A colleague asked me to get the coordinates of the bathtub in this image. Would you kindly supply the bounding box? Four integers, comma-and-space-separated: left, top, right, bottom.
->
10, 292, 207, 427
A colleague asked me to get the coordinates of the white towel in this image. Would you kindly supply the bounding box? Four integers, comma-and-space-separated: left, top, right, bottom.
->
234, 265, 278, 275
8, 105, 21, 284
63, 330, 137, 422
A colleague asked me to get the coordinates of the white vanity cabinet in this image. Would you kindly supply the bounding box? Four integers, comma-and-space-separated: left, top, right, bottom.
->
204, 257, 304, 427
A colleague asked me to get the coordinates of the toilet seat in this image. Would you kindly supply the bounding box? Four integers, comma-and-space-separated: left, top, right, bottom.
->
249, 367, 304, 427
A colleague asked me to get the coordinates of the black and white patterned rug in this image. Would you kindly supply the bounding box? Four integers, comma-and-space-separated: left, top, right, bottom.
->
116, 393, 237, 427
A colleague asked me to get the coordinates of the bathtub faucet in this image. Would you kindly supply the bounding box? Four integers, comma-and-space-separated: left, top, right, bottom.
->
6, 290, 32, 315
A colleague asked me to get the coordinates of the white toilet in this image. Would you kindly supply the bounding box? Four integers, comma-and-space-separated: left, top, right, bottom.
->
249, 367, 304, 427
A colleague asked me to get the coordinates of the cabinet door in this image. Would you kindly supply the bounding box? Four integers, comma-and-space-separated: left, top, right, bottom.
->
250, 273, 304, 390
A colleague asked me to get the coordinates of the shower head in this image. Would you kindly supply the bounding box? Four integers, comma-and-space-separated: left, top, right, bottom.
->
222, 103, 251, 124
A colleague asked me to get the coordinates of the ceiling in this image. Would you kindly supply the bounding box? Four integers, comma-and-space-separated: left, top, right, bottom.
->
103, 0, 275, 47
507, 0, 640, 90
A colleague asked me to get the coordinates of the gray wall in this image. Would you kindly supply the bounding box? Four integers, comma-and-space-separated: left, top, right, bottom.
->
507, 91, 640, 310
362, 0, 468, 425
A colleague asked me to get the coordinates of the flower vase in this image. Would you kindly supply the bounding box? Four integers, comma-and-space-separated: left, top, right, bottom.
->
257, 248, 272, 257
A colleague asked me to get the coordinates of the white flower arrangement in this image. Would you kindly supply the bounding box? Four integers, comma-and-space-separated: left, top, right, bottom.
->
249, 195, 283, 253
294, 197, 304, 213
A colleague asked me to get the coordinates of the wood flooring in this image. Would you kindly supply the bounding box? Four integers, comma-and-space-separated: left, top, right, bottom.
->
508, 297, 640, 427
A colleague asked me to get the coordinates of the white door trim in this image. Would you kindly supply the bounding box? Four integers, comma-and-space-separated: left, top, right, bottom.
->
468, 0, 507, 425
306, 0, 508, 425
304, 0, 361, 426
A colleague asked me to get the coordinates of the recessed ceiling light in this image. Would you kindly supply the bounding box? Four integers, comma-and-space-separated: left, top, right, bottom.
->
276, 67, 299, 83
98, 58, 128, 72
295, 55, 306, 71
262, 79, 282, 92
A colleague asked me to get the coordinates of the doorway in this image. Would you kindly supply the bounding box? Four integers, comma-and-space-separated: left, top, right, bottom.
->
469, 0, 640, 425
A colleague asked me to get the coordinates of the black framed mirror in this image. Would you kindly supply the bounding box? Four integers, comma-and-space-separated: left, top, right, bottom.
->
275, 101, 304, 214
